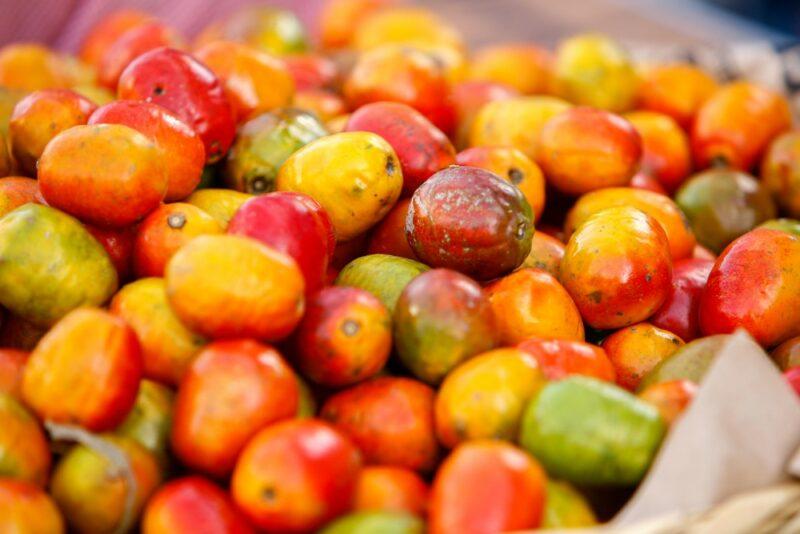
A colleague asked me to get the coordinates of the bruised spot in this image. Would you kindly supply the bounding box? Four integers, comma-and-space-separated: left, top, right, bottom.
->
588, 290, 603, 303
261, 486, 276, 502
152, 84, 165, 96
508, 167, 524, 185
645, 272, 652, 282
385, 155, 396, 175
341, 319, 361, 337
167, 212, 187, 229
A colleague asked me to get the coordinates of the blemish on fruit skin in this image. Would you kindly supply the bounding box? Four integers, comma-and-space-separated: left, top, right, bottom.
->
508, 167, 524, 184
167, 212, 187, 229
261, 486, 276, 501
341, 319, 361, 337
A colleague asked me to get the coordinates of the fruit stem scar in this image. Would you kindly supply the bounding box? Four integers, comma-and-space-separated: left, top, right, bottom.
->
167, 213, 187, 229
341, 319, 361, 336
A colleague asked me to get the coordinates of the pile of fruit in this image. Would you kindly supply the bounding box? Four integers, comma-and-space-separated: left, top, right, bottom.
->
1, 1, 799, 532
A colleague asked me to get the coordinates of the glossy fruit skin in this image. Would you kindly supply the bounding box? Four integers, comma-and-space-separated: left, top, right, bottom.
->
22, 308, 142, 431
111, 278, 205, 386
195, 41, 294, 123
228, 192, 334, 295
98, 22, 185, 89
366, 198, 418, 260
354, 466, 428, 517
50, 435, 161, 534
89, 100, 205, 201
0, 349, 27, 399
195, 6, 309, 56
185, 188, 252, 229
39, 124, 167, 228
335, 254, 430, 312
407, 166, 533, 280
773, 337, 800, 371
542, 480, 598, 529
0, 478, 65, 534
761, 131, 800, 218
172, 340, 299, 477
142, 476, 254, 534
456, 146, 546, 221
692, 82, 791, 170
9, 89, 96, 175
638, 379, 697, 426
0, 204, 118, 326
166, 235, 305, 340
602, 323, 685, 391
630, 171, 668, 195
294, 287, 390, 386
469, 96, 571, 161
0, 393, 50, 486
118, 47, 236, 163
225, 108, 327, 194
394, 269, 496, 384
134, 203, 222, 278
518, 338, 615, 382
560, 206, 673, 330
322, 377, 439, 472
116, 380, 174, 469
675, 169, 776, 254
650, 258, 715, 342
85, 224, 136, 281
277, 131, 402, 241
80, 9, 153, 67
429, 440, 546, 534
553, 34, 638, 112
345, 45, 455, 135
699, 228, 800, 347
487, 269, 584, 344
0, 176, 39, 217
624, 111, 691, 193
435, 348, 545, 448
566, 187, 696, 261
232, 419, 362, 533
321, 511, 424, 534
638, 63, 717, 128
520, 376, 666, 486
638, 334, 729, 391
451, 80, 518, 149
346, 102, 455, 197
521, 231, 565, 277
468, 44, 552, 95
538, 107, 642, 195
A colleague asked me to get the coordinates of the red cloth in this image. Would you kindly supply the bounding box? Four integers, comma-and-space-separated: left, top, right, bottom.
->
0, 0, 323, 52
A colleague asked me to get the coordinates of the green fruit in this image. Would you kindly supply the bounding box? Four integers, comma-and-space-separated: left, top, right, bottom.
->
520, 376, 666, 486
335, 254, 429, 312
295, 374, 316, 418
319, 511, 425, 534
638, 334, 728, 391
0, 204, 117, 326
115, 380, 174, 470
675, 169, 776, 253
759, 218, 800, 237
225, 108, 327, 194
543, 480, 598, 529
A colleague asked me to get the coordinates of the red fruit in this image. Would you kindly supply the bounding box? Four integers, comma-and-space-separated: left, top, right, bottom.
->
451, 80, 519, 148
354, 466, 429, 516
284, 54, 338, 91
228, 192, 335, 295
345, 102, 456, 196
0, 348, 28, 399
171, 340, 299, 478
366, 198, 418, 260
142, 476, 254, 533
85, 223, 136, 281
630, 171, 668, 195
89, 100, 205, 201
650, 258, 715, 342
98, 22, 185, 89
232, 419, 362, 533
784, 367, 800, 397
118, 47, 235, 163
517, 338, 616, 382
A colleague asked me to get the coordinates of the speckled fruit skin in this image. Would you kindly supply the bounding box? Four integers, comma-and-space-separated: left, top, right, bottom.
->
231, 419, 362, 533
321, 377, 439, 472
624, 111, 691, 193
521, 231, 565, 277
38, 124, 167, 228
345, 45, 456, 135
9, 89, 96, 175
228, 192, 335, 296
277, 131, 402, 241
118, 47, 236, 164
761, 131, 800, 218
560, 206, 673, 330
354, 466, 429, 517
0, 204, 118, 327
225, 108, 327, 194
699, 228, 800, 347
294, 286, 391, 387
429, 440, 546, 534
0, 392, 51, 486
345, 102, 455, 197
650, 258, 715, 342
406, 165, 533, 280
0, 177, 38, 217
638, 63, 717, 128
0, 479, 65, 534
394, 269, 496, 384
97, 22, 185, 89
538, 107, 642, 195
142, 476, 254, 534
692, 81, 791, 171
335, 254, 430, 312
110, 278, 206, 387
171, 340, 299, 478
88, 100, 205, 201
518, 338, 616, 382
21, 308, 142, 432
602, 323, 685, 391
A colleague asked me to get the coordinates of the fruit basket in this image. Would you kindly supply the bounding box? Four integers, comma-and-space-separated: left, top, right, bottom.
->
1, 1, 800, 532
